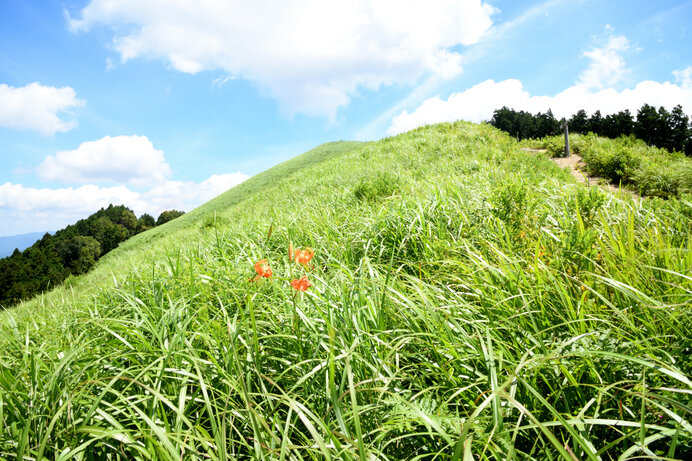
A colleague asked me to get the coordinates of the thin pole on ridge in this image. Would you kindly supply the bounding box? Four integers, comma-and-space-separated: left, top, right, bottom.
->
561, 118, 570, 157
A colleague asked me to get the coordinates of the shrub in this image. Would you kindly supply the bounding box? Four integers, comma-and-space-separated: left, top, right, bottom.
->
632, 157, 692, 197
489, 178, 535, 232
201, 213, 230, 230
543, 136, 567, 157
354, 172, 400, 201
582, 144, 639, 183
541, 133, 586, 157
573, 187, 606, 224
156, 209, 186, 226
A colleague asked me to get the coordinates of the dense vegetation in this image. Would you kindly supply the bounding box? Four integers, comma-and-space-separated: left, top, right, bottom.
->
527, 133, 692, 197
0, 126, 690, 459
0, 205, 184, 308
490, 104, 692, 155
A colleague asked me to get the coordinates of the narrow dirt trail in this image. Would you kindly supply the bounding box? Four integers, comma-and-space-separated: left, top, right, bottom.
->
521, 148, 640, 198
552, 153, 588, 184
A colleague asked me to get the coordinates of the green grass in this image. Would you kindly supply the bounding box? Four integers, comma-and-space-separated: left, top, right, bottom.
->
1, 122, 690, 459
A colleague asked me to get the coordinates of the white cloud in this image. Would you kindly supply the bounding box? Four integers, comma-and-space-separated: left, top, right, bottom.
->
389, 79, 527, 135
388, 37, 692, 135
0, 82, 84, 135
0, 183, 139, 213
0, 172, 249, 235
37, 135, 171, 186
673, 66, 692, 89
577, 35, 630, 89
68, 0, 496, 118
139, 173, 250, 214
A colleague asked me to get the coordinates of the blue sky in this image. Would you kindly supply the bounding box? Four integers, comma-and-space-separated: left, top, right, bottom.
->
1, 0, 691, 236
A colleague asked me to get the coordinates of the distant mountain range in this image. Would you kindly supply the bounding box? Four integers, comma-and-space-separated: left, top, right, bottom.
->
0, 232, 51, 258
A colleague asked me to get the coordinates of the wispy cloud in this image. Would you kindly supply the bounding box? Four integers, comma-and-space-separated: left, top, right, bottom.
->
358, 0, 571, 139
577, 35, 630, 89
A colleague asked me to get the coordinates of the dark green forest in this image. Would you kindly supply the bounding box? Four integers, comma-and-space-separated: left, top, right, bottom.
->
0, 205, 184, 308
489, 103, 692, 155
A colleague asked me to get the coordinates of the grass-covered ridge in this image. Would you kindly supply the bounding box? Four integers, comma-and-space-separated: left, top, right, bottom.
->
119, 140, 368, 248
1, 122, 690, 459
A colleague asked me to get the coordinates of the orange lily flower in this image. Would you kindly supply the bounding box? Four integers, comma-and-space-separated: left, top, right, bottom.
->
254, 259, 273, 278
293, 248, 314, 265
290, 276, 311, 291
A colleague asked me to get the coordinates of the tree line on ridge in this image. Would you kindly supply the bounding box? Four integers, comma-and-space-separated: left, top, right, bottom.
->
0, 205, 185, 308
488, 104, 692, 155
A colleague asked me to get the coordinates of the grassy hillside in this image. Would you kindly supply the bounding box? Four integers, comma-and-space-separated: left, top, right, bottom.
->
2, 141, 365, 323
1, 123, 690, 460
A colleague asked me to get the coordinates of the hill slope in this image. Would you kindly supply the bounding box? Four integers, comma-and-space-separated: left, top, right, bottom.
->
1, 123, 690, 459
1, 141, 366, 317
